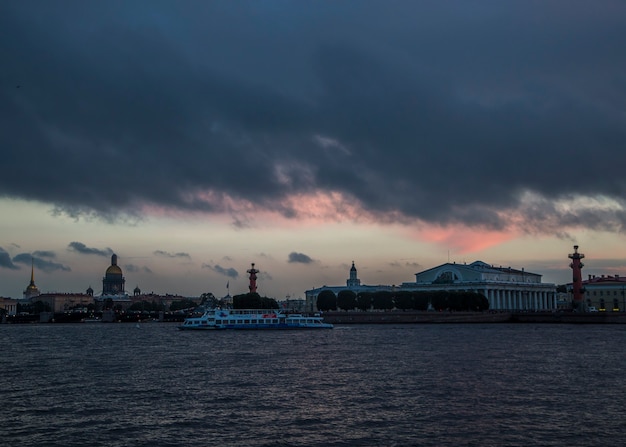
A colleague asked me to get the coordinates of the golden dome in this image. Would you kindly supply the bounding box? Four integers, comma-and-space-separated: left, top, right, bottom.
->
106, 264, 123, 275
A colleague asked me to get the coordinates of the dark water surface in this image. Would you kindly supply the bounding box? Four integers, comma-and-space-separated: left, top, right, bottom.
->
1, 323, 625, 446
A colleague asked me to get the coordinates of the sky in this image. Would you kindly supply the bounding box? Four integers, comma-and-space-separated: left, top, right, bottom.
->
2, 1, 626, 300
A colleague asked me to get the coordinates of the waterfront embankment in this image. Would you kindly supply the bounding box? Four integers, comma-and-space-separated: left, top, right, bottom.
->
321, 310, 626, 324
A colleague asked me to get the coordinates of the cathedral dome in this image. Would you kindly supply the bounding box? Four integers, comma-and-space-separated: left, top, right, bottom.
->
102, 254, 125, 295
106, 264, 123, 275
105, 253, 122, 275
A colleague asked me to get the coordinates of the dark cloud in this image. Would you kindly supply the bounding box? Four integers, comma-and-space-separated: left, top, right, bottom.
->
154, 250, 191, 260
389, 261, 422, 270
13, 253, 71, 273
1, 2, 625, 234
288, 252, 314, 264
202, 264, 239, 279
33, 250, 56, 258
68, 242, 114, 257
124, 264, 153, 274
0, 248, 19, 270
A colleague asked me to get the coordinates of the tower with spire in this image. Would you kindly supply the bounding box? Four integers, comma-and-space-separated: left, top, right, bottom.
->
347, 261, 361, 288
23, 258, 41, 300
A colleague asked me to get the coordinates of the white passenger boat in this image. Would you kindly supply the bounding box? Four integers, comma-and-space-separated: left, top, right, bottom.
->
178, 308, 333, 330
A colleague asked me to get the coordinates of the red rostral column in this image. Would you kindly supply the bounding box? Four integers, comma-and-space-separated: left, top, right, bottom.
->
568, 245, 585, 310
247, 263, 259, 294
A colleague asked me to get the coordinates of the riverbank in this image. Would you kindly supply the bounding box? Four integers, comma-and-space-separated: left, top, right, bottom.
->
5, 310, 626, 324
321, 310, 626, 324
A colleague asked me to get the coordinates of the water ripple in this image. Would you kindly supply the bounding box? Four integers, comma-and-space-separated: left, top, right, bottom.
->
1, 323, 625, 446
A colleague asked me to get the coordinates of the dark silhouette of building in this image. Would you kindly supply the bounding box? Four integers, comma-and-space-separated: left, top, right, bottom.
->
102, 254, 125, 295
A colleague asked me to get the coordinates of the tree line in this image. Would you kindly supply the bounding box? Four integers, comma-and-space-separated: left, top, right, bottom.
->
232, 292, 279, 309
316, 289, 489, 312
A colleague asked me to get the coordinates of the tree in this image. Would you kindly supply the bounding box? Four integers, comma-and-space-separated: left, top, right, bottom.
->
129, 300, 165, 312
372, 291, 393, 310
428, 291, 489, 311
430, 291, 450, 310
200, 292, 219, 308
393, 291, 415, 310
337, 290, 357, 311
356, 292, 373, 311
316, 290, 337, 311
170, 298, 197, 311
413, 292, 430, 310
233, 293, 278, 309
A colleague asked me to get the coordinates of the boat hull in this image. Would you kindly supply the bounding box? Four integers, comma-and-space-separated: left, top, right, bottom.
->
178, 309, 333, 330
178, 324, 333, 330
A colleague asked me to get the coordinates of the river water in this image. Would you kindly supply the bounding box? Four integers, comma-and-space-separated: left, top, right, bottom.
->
1, 323, 625, 446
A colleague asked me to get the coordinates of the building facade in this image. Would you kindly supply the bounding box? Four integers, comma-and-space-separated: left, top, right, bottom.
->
306, 260, 557, 313
577, 274, 626, 311
31, 293, 93, 313
0, 297, 18, 316
401, 261, 556, 311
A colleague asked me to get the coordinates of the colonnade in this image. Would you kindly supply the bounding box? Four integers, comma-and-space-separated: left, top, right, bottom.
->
486, 288, 556, 311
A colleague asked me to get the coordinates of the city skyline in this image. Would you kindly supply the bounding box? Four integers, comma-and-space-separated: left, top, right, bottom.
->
0, 206, 620, 300
2, 2, 626, 299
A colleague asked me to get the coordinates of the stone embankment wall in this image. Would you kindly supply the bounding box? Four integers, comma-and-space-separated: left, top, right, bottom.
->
321, 310, 626, 324
321, 311, 512, 324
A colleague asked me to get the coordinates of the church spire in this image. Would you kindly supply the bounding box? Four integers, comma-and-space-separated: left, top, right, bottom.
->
30, 257, 35, 286
24, 257, 41, 299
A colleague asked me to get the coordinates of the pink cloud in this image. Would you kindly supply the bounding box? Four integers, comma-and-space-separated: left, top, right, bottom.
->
415, 225, 519, 253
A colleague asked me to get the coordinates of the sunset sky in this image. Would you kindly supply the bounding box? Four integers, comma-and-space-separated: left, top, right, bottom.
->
2, 2, 626, 300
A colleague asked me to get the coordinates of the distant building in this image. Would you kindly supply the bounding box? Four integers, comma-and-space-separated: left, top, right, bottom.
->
102, 254, 125, 295
32, 293, 93, 313
305, 260, 557, 313
576, 274, 626, 312
23, 259, 40, 300
305, 262, 394, 312
278, 297, 307, 313
401, 261, 556, 311
130, 293, 196, 310
0, 297, 18, 316
94, 254, 131, 309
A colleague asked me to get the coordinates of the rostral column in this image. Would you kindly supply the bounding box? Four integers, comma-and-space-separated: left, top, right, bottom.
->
247, 263, 259, 294
568, 245, 585, 311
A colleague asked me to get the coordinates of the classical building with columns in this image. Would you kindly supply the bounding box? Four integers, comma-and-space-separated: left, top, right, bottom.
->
401, 261, 556, 311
